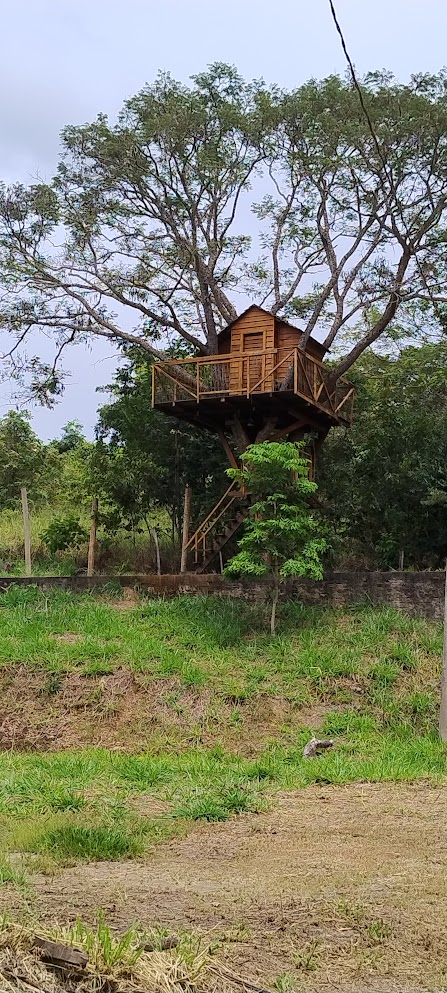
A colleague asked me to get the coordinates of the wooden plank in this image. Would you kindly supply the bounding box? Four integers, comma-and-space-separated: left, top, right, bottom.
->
34, 937, 88, 970
218, 430, 239, 469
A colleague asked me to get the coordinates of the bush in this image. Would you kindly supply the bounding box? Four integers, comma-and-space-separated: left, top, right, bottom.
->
41, 515, 88, 554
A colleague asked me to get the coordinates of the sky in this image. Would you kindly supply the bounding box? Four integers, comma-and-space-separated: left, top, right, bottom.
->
1, 0, 447, 440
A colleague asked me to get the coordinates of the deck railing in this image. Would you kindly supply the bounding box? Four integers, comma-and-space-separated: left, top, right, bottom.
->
152, 349, 354, 424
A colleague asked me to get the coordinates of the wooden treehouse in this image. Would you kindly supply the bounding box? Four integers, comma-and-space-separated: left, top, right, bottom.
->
152, 305, 354, 573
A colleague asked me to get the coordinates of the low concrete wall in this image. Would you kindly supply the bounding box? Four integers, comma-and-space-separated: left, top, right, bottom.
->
0, 571, 444, 620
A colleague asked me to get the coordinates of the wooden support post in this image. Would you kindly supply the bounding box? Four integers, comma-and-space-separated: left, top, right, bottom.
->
180, 485, 192, 573
218, 430, 239, 469
440, 563, 447, 741
87, 497, 98, 577
151, 527, 161, 576
398, 550, 405, 571
269, 418, 307, 443
20, 487, 31, 577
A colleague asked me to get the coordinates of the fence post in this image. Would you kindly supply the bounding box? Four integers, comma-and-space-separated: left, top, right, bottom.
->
180, 485, 192, 573
87, 497, 98, 577
20, 487, 31, 577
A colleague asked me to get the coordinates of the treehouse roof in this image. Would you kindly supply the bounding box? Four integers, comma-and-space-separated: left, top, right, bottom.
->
217, 305, 328, 360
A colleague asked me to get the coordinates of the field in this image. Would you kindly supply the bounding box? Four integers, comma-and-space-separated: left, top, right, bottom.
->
0, 586, 446, 992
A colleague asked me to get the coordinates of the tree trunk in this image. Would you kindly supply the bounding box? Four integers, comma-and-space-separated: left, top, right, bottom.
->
180, 485, 192, 573
270, 573, 280, 635
20, 487, 31, 577
151, 527, 161, 576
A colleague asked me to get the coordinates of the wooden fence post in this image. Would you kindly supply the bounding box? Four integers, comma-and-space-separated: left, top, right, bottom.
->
87, 497, 98, 577
439, 563, 447, 741
20, 487, 31, 577
180, 485, 192, 573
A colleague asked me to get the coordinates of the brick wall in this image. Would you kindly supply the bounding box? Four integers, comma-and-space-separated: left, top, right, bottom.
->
0, 571, 444, 620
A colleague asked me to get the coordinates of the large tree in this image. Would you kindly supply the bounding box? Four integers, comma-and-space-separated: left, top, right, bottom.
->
1, 66, 447, 397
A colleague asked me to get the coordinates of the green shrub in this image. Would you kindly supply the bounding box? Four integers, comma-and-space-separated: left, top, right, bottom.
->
41, 515, 88, 554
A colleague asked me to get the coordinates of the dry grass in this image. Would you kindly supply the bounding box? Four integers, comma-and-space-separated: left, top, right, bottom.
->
0, 919, 262, 993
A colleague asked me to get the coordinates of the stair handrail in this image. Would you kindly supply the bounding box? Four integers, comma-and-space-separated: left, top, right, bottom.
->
184, 482, 241, 554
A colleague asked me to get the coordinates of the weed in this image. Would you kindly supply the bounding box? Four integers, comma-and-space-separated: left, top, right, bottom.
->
322, 711, 378, 735
369, 660, 401, 687
273, 973, 297, 992
366, 918, 392, 945
0, 858, 28, 889
36, 825, 143, 861
115, 754, 174, 790
174, 783, 265, 822
62, 912, 144, 971
293, 939, 321, 972
39, 673, 62, 696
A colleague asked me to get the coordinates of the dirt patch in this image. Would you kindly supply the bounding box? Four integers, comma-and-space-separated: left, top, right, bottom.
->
113, 587, 141, 610
0, 666, 304, 752
4, 783, 447, 991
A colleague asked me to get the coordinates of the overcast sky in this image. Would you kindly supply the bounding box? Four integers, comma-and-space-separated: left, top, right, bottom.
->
2, 0, 447, 440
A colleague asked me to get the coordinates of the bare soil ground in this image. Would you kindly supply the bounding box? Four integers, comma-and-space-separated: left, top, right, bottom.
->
0, 666, 300, 752
4, 782, 447, 992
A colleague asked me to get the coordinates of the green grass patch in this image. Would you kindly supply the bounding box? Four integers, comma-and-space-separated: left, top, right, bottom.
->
0, 589, 445, 865
0, 857, 28, 888
0, 732, 445, 864
37, 825, 143, 861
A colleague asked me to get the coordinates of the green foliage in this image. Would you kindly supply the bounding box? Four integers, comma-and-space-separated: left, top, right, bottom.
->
225, 442, 326, 631
95, 353, 226, 538
54, 420, 85, 453
319, 341, 447, 568
0, 411, 45, 509
41, 515, 88, 554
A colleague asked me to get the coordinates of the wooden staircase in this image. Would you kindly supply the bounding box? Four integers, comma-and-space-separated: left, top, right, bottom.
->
184, 483, 250, 573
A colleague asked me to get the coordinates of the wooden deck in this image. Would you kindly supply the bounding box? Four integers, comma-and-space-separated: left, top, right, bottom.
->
152, 349, 354, 426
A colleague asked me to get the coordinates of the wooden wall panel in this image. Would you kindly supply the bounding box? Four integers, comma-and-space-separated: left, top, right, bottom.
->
229, 309, 275, 394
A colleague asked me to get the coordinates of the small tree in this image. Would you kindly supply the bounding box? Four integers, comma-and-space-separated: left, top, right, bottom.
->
225, 442, 326, 633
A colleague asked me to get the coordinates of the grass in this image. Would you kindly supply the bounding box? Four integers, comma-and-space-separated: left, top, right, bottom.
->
0, 505, 175, 575
0, 587, 444, 867
38, 825, 144, 860
0, 915, 212, 992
